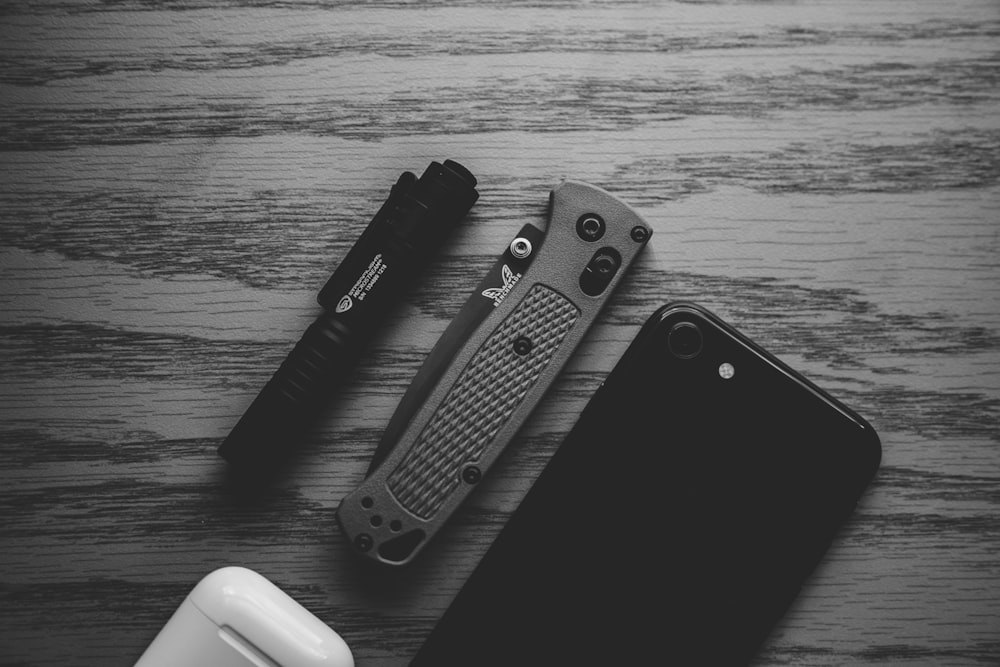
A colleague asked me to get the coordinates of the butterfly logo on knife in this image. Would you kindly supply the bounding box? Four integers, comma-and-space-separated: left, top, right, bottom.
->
481, 264, 522, 307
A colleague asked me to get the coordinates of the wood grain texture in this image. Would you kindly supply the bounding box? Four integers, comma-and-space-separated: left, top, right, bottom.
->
1, 1, 998, 665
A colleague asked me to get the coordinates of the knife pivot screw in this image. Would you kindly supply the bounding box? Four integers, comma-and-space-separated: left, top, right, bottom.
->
512, 336, 533, 356
355, 533, 374, 552
509, 237, 533, 259
577, 214, 606, 242
361, 496, 374, 508
630, 225, 649, 243
462, 465, 482, 484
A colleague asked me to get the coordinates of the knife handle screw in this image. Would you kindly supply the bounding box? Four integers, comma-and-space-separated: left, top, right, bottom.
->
355, 534, 374, 552
577, 214, 606, 241
513, 336, 533, 356
462, 465, 482, 484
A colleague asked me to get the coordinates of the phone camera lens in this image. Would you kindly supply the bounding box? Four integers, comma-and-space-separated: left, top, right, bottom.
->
667, 322, 702, 359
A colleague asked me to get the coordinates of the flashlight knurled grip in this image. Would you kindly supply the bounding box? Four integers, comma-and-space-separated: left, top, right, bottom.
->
272, 314, 352, 406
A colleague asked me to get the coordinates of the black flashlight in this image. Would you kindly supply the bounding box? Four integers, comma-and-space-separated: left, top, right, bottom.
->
219, 160, 479, 475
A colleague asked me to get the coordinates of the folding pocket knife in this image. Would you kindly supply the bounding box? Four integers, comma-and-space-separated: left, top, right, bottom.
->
336, 180, 651, 566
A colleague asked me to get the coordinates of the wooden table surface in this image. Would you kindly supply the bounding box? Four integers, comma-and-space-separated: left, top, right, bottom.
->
2, 1, 998, 665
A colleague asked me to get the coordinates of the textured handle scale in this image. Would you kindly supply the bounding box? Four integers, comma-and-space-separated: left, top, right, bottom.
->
388, 285, 579, 518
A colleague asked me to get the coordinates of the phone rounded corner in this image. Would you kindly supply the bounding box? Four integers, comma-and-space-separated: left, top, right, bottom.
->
862, 421, 884, 474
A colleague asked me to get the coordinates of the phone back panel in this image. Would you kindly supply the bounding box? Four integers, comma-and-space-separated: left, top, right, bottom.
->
413, 302, 881, 666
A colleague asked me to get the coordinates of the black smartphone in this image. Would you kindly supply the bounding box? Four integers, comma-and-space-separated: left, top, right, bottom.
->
412, 301, 881, 666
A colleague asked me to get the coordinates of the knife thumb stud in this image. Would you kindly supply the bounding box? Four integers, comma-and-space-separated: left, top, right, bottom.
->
509, 237, 533, 259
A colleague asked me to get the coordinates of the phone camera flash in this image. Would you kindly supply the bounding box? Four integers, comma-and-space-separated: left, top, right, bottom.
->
719, 362, 735, 379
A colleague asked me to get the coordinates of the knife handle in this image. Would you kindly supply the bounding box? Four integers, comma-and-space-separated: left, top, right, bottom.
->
336, 180, 651, 565
388, 283, 579, 518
